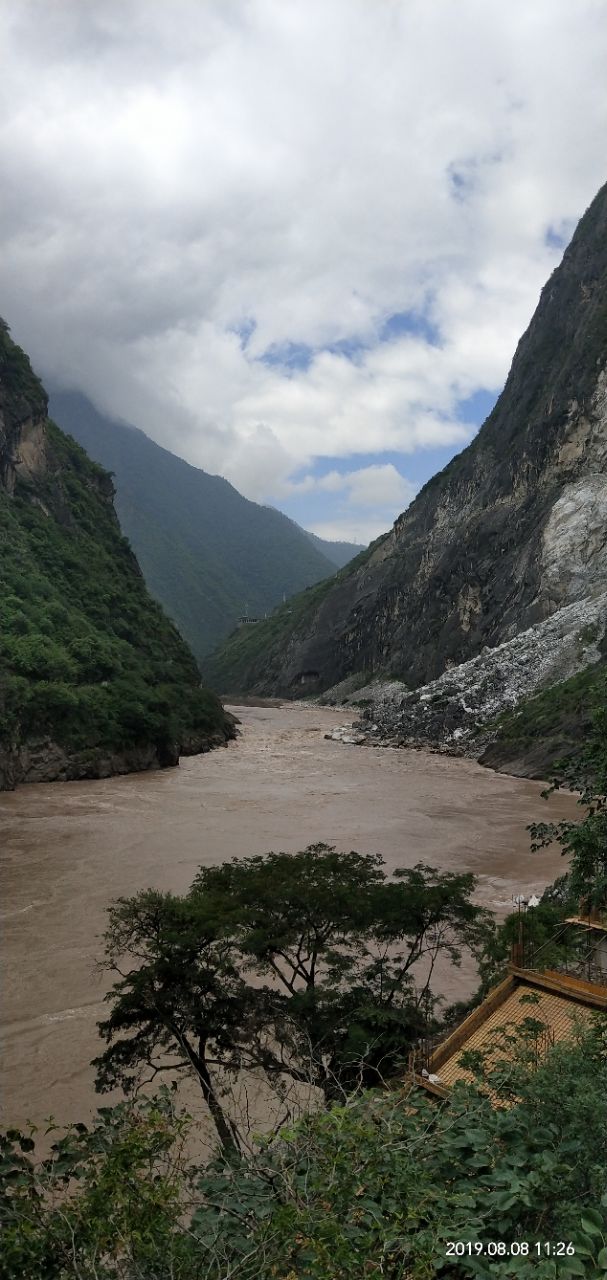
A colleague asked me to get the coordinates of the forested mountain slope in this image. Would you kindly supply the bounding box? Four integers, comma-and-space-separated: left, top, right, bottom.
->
50, 392, 358, 661
0, 322, 234, 789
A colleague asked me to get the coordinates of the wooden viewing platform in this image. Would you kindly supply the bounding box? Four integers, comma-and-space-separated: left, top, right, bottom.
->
409, 964, 607, 1098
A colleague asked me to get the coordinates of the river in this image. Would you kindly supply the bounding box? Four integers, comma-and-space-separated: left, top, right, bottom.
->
1, 702, 577, 1137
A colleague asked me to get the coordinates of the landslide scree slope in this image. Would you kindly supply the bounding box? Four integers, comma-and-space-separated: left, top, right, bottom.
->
206, 179, 607, 698
0, 321, 234, 790
49, 390, 358, 663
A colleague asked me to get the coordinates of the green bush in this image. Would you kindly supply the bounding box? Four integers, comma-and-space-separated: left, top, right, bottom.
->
2, 634, 76, 682
2, 1021, 606, 1280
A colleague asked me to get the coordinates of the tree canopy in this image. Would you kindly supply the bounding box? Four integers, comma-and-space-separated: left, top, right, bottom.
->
94, 844, 492, 1154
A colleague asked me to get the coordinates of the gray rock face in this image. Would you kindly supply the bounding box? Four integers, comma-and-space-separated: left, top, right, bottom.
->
0, 731, 229, 792
328, 593, 607, 754
0, 739, 170, 790
0, 319, 49, 493
541, 479, 607, 608
215, 181, 607, 701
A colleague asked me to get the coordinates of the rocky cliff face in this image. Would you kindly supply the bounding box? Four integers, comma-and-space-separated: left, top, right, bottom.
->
0, 318, 49, 493
207, 180, 607, 701
324, 592, 607, 762
0, 321, 235, 790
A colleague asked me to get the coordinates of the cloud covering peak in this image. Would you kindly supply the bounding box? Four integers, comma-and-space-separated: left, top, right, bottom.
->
1, 0, 606, 539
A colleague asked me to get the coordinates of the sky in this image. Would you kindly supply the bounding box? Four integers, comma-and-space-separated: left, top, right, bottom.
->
1, 1, 606, 544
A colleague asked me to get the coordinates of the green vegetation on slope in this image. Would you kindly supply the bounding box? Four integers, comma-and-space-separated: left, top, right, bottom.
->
50, 391, 359, 661
480, 661, 607, 778
0, 318, 47, 423
201, 574, 339, 692
0, 327, 231, 779
203, 536, 384, 694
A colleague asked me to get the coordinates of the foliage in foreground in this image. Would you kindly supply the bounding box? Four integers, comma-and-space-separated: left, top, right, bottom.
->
93, 844, 493, 1154
529, 687, 607, 911
2, 1020, 607, 1280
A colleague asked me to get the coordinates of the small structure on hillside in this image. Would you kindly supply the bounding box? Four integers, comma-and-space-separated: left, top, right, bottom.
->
408, 906, 607, 1100
237, 605, 260, 627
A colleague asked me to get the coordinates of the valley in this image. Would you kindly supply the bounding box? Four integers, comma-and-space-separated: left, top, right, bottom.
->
1, 9, 606, 1271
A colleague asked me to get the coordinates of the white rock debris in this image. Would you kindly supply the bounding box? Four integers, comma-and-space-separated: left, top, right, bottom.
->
324, 592, 607, 753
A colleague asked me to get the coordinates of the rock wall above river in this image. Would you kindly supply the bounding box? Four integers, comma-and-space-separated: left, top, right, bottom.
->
323, 592, 607, 764
207, 180, 607, 706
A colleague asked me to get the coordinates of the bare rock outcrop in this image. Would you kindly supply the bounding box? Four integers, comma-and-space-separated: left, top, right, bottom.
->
324, 593, 607, 756
210, 180, 607, 707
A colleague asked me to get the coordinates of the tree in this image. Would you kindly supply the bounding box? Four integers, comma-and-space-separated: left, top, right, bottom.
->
94, 845, 492, 1155
530, 687, 607, 911
191, 846, 492, 1094
94, 891, 251, 1158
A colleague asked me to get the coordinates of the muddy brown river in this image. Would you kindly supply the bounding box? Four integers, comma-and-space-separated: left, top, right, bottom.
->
1, 703, 577, 1137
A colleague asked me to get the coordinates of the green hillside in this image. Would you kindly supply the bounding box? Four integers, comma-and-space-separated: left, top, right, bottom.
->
49, 392, 359, 661
480, 660, 607, 778
0, 322, 233, 788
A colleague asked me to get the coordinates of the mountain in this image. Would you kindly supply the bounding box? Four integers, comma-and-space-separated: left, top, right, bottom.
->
0, 322, 234, 790
205, 180, 607, 773
48, 392, 359, 661
304, 529, 362, 569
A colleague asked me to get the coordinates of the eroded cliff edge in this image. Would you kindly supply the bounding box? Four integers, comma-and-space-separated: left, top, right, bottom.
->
0, 320, 235, 789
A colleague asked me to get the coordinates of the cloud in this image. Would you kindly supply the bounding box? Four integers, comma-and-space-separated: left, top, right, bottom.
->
346, 466, 416, 510
0, 0, 605, 534
287, 464, 418, 543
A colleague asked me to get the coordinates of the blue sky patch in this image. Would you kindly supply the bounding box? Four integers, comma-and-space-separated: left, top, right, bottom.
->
258, 307, 441, 375
544, 220, 575, 251
325, 333, 369, 361
230, 316, 257, 349
457, 387, 498, 424
448, 164, 475, 202
379, 309, 441, 346
258, 339, 314, 372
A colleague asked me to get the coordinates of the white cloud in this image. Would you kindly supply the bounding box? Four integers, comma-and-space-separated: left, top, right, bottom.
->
288, 464, 417, 543
0, 0, 605, 527
346, 465, 416, 510
308, 517, 392, 546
